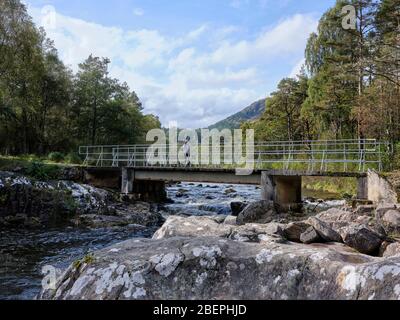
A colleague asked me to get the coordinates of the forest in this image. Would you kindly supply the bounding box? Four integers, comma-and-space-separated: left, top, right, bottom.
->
0, 0, 161, 160
242, 0, 399, 165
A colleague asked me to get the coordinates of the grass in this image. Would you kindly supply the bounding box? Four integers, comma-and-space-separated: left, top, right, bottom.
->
0, 155, 83, 180
303, 176, 357, 198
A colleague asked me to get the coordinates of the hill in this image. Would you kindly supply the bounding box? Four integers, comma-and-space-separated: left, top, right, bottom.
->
207, 99, 266, 131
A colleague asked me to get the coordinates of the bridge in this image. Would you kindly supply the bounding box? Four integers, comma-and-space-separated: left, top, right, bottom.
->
79, 139, 387, 211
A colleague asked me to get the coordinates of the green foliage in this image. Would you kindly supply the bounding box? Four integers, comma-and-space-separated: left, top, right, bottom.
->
25, 162, 61, 180
65, 152, 82, 164
0, 0, 160, 157
48, 152, 64, 163
243, 0, 400, 172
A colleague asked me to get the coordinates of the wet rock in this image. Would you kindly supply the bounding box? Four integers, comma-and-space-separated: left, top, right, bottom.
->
59, 167, 83, 182
307, 217, 342, 243
339, 224, 383, 255
224, 188, 236, 195
0, 171, 164, 230
283, 222, 311, 242
230, 202, 247, 216
300, 227, 321, 244
236, 201, 277, 225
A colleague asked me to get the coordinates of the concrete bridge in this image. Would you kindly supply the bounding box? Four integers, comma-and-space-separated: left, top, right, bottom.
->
80, 139, 386, 211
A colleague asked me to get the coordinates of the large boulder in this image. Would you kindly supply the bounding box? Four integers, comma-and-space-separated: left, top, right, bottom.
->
382, 242, 400, 258
40, 236, 400, 300
230, 202, 247, 216
307, 217, 342, 243
236, 200, 277, 225
153, 215, 286, 244
339, 224, 383, 255
300, 227, 321, 244
283, 222, 310, 242
381, 210, 400, 234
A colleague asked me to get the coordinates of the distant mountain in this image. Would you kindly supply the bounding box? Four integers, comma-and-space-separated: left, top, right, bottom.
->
207, 98, 266, 131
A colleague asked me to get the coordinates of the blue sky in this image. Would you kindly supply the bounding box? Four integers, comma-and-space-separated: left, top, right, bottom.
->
24, 0, 336, 128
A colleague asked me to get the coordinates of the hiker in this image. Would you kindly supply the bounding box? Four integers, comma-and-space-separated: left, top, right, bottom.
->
183, 136, 191, 166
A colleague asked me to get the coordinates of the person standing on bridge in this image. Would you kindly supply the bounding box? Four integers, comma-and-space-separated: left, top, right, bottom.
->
183, 136, 191, 167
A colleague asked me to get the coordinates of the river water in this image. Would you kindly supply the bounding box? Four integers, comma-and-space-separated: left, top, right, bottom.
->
0, 183, 344, 300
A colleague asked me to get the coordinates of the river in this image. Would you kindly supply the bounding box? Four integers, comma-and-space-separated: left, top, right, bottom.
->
0, 183, 344, 300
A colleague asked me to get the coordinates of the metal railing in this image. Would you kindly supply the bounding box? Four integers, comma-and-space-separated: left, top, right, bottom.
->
79, 139, 385, 172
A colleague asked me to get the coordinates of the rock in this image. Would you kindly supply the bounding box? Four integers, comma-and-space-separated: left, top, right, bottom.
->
339, 224, 383, 255
0, 171, 164, 229
41, 235, 400, 300
230, 202, 247, 216
307, 217, 342, 243
282, 222, 310, 242
382, 242, 400, 258
354, 205, 376, 216
153, 216, 232, 240
300, 227, 322, 244
223, 216, 237, 225
376, 203, 398, 220
153, 215, 285, 244
382, 210, 400, 234
60, 167, 83, 181
236, 201, 277, 225
72, 202, 164, 228
224, 188, 236, 195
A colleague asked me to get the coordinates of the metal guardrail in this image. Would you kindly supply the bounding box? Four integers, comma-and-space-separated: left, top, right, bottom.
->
79, 139, 385, 172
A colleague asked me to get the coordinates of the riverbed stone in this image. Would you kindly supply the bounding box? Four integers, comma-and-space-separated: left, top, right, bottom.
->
382, 242, 400, 257
153, 215, 286, 244
230, 202, 247, 216
381, 210, 400, 234
300, 227, 321, 244
236, 200, 277, 225
339, 224, 383, 255
307, 217, 342, 243
282, 222, 310, 242
40, 235, 400, 300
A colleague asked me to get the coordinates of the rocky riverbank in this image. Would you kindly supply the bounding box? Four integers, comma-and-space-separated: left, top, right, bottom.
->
0, 171, 164, 229
40, 194, 400, 300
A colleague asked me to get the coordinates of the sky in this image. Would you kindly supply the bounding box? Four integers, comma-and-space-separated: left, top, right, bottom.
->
24, 0, 336, 129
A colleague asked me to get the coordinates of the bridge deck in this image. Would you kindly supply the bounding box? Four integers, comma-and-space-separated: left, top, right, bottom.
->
85, 167, 366, 187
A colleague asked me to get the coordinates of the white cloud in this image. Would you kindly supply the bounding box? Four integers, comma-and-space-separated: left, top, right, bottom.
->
27, 5, 317, 129
289, 58, 305, 78
133, 8, 144, 16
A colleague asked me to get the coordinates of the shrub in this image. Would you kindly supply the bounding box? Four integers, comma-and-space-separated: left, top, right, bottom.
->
48, 152, 65, 163
25, 162, 61, 180
65, 152, 82, 164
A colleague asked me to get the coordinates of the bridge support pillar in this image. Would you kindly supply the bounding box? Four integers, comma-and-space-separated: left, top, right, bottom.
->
121, 168, 167, 203
261, 172, 302, 212
357, 176, 368, 200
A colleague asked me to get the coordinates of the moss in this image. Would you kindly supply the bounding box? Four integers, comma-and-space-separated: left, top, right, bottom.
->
72, 254, 95, 270
73, 259, 82, 269
83, 254, 96, 265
